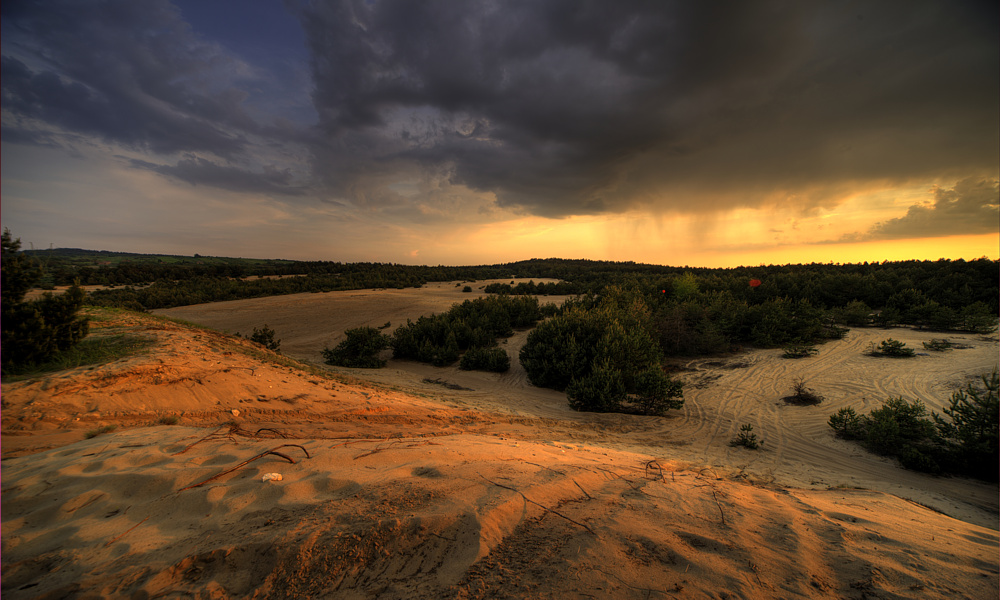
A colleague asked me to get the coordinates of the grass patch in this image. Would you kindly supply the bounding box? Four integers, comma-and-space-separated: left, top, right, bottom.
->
782, 345, 818, 359
84, 424, 117, 439
2, 333, 155, 380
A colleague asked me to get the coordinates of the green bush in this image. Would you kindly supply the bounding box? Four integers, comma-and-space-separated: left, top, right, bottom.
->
828, 407, 864, 439
866, 338, 915, 357
864, 397, 937, 454
828, 374, 998, 480
934, 370, 999, 480
629, 366, 684, 415
730, 423, 762, 450
566, 359, 627, 413
459, 346, 510, 372
249, 324, 281, 352
522, 284, 683, 415
462, 286, 473, 293
392, 295, 541, 367
2, 229, 90, 374
960, 302, 997, 334
323, 327, 391, 368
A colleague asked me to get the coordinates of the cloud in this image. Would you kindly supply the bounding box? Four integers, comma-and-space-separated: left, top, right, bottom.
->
862, 177, 1000, 240
3, 0, 997, 228
126, 156, 307, 196
290, 0, 998, 217
0, 1, 316, 159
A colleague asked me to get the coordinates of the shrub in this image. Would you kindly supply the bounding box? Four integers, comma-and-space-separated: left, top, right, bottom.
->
566, 360, 627, 413
522, 284, 684, 415
628, 366, 684, 415
459, 347, 510, 372
828, 407, 864, 439
922, 338, 952, 351
2, 229, 90, 374
863, 397, 936, 454
784, 378, 823, 405
866, 338, 915, 357
934, 370, 999, 480
831, 373, 998, 479
249, 324, 281, 352
828, 397, 948, 475
323, 327, 391, 368
960, 303, 997, 334
730, 423, 762, 449
392, 295, 541, 366
462, 286, 473, 293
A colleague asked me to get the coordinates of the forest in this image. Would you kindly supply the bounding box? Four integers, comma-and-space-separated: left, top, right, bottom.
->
25, 251, 987, 322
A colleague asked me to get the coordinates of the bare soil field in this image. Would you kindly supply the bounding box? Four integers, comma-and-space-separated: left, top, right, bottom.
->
2, 282, 997, 599
154, 281, 1000, 529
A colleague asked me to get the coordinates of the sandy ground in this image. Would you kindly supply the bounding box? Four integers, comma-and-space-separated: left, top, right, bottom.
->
2, 283, 998, 599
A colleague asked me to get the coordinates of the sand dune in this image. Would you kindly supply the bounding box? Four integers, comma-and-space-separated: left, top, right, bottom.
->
3, 285, 998, 599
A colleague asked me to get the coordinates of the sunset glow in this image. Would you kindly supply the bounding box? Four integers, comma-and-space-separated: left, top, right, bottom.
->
2, 1, 996, 266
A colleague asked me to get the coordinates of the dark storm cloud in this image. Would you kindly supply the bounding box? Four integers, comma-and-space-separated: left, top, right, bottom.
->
863, 177, 1000, 240
290, 0, 999, 216
1, 0, 280, 157
126, 156, 307, 197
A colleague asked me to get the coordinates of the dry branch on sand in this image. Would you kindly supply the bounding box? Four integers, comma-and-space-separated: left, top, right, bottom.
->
177, 444, 310, 492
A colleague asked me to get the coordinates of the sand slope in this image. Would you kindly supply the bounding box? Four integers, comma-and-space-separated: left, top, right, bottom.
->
2, 298, 999, 599
4, 426, 997, 600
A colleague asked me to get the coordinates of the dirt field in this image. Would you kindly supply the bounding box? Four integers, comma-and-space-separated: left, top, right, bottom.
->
2, 283, 998, 599
155, 281, 1000, 529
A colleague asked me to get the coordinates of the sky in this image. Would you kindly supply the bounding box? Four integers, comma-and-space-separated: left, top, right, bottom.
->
1, 0, 997, 267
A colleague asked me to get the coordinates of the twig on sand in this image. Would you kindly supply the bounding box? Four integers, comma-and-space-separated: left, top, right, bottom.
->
177, 444, 310, 492
353, 439, 437, 460
173, 425, 291, 455
593, 466, 672, 500
105, 516, 150, 547
573, 480, 593, 500
480, 475, 596, 535
254, 427, 288, 439
172, 425, 234, 455
644, 460, 664, 482
711, 489, 727, 526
